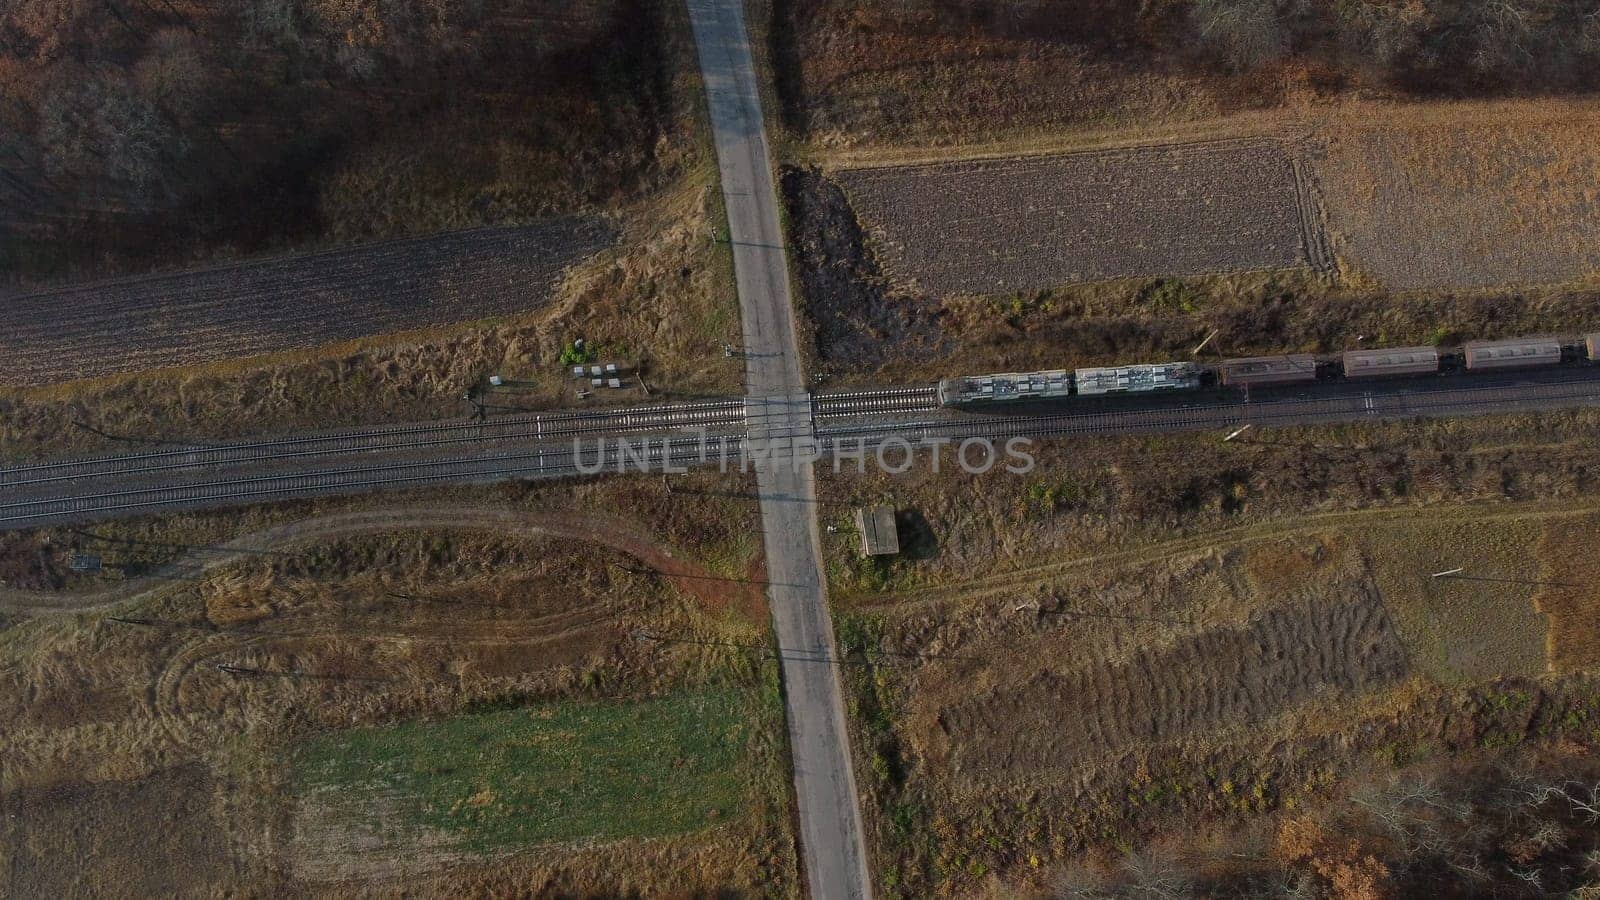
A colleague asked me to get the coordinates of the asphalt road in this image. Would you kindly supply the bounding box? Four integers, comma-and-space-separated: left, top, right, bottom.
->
686, 0, 876, 897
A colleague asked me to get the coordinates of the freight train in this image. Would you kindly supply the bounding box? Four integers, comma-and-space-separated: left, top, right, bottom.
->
937, 334, 1600, 407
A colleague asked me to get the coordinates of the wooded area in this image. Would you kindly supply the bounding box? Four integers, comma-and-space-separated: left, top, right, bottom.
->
772, 0, 1600, 138
794, 0, 1600, 88
0, 0, 682, 286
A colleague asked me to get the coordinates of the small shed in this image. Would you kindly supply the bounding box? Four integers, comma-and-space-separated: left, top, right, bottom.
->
1343, 346, 1439, 379
854, 506, 900, 557
1463, 338, 1562, 371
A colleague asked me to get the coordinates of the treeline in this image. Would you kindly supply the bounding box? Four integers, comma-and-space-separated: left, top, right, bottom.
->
805, 0, 1600, 95
0, 1, 674, 283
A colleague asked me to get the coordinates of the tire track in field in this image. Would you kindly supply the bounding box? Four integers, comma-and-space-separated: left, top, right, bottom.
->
0, 505, 757, 617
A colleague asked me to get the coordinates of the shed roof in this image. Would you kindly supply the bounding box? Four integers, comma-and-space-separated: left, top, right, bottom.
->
855, 506, 900, 557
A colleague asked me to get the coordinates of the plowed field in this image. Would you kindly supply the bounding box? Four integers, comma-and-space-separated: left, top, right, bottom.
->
836, 139, 1328, 295
0, 217, 614, 387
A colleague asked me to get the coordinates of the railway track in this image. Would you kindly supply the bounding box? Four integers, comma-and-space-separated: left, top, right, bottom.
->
0, 437, 733, 529
811, 385, 939, 417
7, 374, 1600, 531
0, 398, 747, 489
816, 378, 1600, 445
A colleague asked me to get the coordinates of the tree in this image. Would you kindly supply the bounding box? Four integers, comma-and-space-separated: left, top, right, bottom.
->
238, 0, 300, 52
1, 0, 96, 62
133, 27, 205, 119
1191, 0, 1297, 72
36, 71, 189, 212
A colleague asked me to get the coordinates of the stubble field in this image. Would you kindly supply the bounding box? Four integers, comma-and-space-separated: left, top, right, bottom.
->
836, 138, 1328, 296
1316, 101, 1600, 290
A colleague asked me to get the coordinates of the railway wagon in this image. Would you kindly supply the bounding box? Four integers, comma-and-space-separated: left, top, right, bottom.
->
1463, 338, 1563, 371
1343, 346, 1440, 379
937, 370, 1072, 406
1074, 362, 1201, 396
1216, 354, 1318, 387
1585, 333, 1600, 361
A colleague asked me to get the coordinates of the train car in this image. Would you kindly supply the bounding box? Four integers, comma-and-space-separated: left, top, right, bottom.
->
1216, 354, 1318, 387
1585, 333, 1600, 362
1074, 362, 1202, 396
1463, 338, 1562, 371
1342, 346, 1440, 379
937, 370, 1072, 407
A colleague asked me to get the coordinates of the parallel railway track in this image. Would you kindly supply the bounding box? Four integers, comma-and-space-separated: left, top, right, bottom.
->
6, 375, 1600, 531
0, 438, 733, 529
0, 399, 747, 489
816, 378, 1600, 444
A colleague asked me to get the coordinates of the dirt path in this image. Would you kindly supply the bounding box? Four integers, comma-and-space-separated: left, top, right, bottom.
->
0, 505, 760, 618
859, 500, 1600, 614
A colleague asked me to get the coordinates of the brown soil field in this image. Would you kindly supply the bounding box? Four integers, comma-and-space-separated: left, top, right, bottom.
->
0, 764, 235, 896
0, 474, 794, 895
0, 218, 614, 387
1315, 100, 1600, 290
835, 138, 1327, 296
930, 552, 1409, 780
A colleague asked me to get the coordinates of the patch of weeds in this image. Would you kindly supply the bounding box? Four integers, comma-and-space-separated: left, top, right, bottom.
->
559, 340, 598, 366
836, 612, 936, 897
1024, 476, 1099, 517
1137, 278, 1203, 313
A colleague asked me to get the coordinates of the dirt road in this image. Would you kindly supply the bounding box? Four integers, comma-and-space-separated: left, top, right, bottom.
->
686, 0, 875, 897
0, 505, 749, 618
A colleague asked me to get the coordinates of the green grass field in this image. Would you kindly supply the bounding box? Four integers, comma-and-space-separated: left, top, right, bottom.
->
293, 687, 753, 854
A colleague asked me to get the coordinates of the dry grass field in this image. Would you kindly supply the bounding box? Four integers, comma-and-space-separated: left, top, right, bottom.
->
835, 138, 1327, 296
0, 219, 614, 387
1316, 100, 1600, 290
0, 473, 796, 896
815, 410, 1600, 895
1534, 511, 1600, 673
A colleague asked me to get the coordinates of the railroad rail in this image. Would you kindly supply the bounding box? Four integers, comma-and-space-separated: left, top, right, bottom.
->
811, 386, 939, 417
816, 377, 1600, 445
7, 374, 1600, 531
0, 398, 747, 489
0, 437, 733, 529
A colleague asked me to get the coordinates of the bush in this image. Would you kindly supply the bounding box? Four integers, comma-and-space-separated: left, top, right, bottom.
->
559, 340, 597, 366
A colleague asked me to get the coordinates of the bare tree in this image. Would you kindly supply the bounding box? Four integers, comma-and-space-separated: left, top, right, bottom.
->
238, 0, 300, 52
1192, 0, 1297, 72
